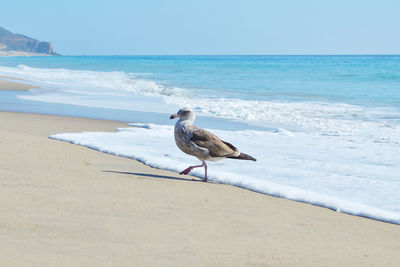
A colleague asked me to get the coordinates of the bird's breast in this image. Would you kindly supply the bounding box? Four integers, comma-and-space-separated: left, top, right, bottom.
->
174, 122, 210, 160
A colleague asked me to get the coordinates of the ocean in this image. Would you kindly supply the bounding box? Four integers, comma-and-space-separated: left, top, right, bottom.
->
1, 55, 399, 224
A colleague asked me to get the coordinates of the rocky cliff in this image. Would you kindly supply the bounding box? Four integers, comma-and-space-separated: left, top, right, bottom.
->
0, 27, 58, 55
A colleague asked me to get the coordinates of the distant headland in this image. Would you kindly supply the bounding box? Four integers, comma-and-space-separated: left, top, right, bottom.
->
0, 26, 59, 56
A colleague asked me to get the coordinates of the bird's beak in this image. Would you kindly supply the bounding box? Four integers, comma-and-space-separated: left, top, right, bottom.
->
170, 113, 178, 119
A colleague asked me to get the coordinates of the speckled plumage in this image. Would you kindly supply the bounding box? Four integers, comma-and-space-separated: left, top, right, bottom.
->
174, 120, 240, 161
170, 107, 256, 182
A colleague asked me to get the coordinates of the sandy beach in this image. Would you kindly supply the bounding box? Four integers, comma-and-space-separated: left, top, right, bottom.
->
0, 79, 399, 266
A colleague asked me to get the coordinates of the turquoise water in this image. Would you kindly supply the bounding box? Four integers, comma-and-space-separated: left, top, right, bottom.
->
1, 55, 400, 108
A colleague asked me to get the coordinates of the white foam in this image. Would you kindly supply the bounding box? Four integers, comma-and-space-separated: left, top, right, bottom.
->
50, 123, 400, 224
0, 64, 173, 95
1, 65, 399, 146
164, 96, 400, 145
1, 64, 399, 146
0, 65, 180, 114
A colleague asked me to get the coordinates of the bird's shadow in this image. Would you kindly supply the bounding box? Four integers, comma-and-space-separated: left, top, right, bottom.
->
102, 170, 206, 182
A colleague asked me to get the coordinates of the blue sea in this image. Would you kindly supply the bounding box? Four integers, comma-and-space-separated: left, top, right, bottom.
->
1, 55, 399, 224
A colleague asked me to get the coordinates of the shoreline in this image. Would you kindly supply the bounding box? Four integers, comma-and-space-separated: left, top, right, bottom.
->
0, 75, 37, 91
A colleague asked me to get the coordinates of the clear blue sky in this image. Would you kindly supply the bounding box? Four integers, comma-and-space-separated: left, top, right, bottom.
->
1, 0, 399, 55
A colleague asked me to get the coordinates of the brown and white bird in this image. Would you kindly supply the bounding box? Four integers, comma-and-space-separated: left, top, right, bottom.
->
170, 107, 256, 182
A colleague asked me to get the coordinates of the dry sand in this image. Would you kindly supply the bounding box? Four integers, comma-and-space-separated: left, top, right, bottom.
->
0, 111, 399, 266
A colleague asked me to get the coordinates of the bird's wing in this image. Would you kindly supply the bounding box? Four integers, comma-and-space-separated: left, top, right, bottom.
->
189, 126, 239, 158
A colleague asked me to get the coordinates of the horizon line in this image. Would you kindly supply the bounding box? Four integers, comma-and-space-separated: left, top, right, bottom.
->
58, 53, 400, 57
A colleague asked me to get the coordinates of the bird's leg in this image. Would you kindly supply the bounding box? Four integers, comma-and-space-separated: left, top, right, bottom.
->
180, 161, 206, 177
180, 161, 208, 183
203, 162, 208, 182
180, 161, 208, 182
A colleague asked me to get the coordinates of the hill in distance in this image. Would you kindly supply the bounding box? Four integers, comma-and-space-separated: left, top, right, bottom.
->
0, 26, 58, 56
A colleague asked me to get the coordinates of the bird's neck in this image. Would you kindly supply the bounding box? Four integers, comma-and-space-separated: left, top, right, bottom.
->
178, 119, 194, 126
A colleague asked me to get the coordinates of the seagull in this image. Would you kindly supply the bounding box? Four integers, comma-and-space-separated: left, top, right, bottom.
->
170, 107, 256, 182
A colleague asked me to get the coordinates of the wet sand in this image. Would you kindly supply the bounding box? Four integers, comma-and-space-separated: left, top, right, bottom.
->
0, 76, 36, 91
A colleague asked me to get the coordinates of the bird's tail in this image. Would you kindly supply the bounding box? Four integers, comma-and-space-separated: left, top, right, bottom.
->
228, 152, 257, 162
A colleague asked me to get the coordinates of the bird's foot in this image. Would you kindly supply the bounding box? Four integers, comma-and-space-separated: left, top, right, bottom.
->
191, 178, 207, 182
180, 167, 192, 175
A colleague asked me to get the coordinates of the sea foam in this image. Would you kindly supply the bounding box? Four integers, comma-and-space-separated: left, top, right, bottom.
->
1, 65, 399, 146
0, 64, 171, 95
50, 123, 400, 224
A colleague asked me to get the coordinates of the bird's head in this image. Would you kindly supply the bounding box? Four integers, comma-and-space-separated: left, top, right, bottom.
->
170, 107, 195, 122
